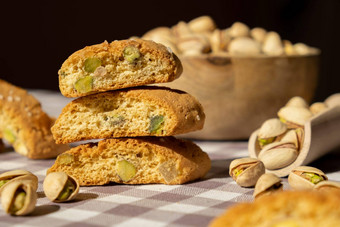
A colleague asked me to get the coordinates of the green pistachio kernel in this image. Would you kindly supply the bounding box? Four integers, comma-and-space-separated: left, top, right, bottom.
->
258, 137, 275, 147
74, 76, 93, 93
84, 57, 101, 73
279, 117, 287, 124
149, 115, 164, 134
4, 128, 16, 144
302, 172, 324, 184
117, 160, 137, 182
57, 180, 75, 201
10, 191, 26, 213
0, 179, 9, 188
57, 153, 74, 165
123, 45, 141, 63
233, 168, 244, 177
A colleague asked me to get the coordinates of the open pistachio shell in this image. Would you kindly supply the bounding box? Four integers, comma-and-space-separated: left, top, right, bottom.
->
43, 172, 79, 203
278, 106, 313, 128
288, 166, 327, 190
314, 180, 340, 192
0, 170, 38, 194
285, 96, 309, 109
253, 173, 282, 199
257, 118, 287, 147
258, 141, 298, 170
280, 128, 305, 150
229, 158, 265, 187
1, 181, 37, 216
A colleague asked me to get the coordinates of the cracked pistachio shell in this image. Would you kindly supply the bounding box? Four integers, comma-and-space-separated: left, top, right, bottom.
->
229, 158, 265, 187
288, 166, 327, 190
315, 181, 340, 192
43, 172, 79, 203
310, 102, 328, 115
1, 181, 37, 216
285, 96, 309, 109
0, 170, 38, 193
253, 173, 282, 199
258, 141, 298, 170
258, 118, 287, 139
278, 106, 313, 127
280, 128, 304, 150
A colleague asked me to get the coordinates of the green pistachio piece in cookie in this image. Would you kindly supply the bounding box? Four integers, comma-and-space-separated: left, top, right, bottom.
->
149, 115, 164, 134
123, 45, 141, 63
84, 57, 102, 73
74, 76, 93, 93
117, 160, 136, 182
57, 153, 74, 165
4, 128, 16, 144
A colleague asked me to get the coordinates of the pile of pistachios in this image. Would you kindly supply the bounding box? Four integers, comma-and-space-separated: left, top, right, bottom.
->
141, 16, 318, 57
0, 169, 79, 216
230, 160, 340, 199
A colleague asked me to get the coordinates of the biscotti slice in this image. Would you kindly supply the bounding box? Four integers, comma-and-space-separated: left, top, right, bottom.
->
0, 79, 69, 159
209, 190, 340, 227
47, 137, 211, 186
51, 86, 205, 144
59, 38, 182, 97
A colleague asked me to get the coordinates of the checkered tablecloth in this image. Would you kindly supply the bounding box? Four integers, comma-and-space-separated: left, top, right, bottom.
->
0, 90, 339, 227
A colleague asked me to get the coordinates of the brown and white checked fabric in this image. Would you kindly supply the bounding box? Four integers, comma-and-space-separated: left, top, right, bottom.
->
0, 90, 339, 227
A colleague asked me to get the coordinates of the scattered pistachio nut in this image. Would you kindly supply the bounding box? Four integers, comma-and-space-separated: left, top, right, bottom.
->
285, 96, 309, 109
123, 45, 141, 63
1, 181, 37, 216
43, 172, 79, 203
229, 158, 265, 187
288, 166, 327, 190
117, 160, 137, 182
74, 76, 93, 93
253, 173, 283, 199
310, 102, 328, 115
278, 106, 313, 128
314, 180, 340, 193
257, 118, 287, 148
229, 37, 261, 55
0, 170, 38, 194
258, 141, 298, 170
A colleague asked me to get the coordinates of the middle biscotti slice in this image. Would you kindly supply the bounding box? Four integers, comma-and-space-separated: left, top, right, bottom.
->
52, 86, 205, 144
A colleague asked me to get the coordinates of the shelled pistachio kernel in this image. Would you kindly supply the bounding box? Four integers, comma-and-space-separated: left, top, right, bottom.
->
229, 158, 265, 187
3, 128, 16, 144
117, 160, 137, 182
149, 115, 164, 134
288, 166, 327, 190
74, 76, 93, 93
123, 45, 141, 63
253, 173, 283, 199
43, 172, 79, 203
84, 57, 101, 73
0, 170, 38, 192
56, 153, 74, 165
257, 118, 287, 147
1, 181, 37, 216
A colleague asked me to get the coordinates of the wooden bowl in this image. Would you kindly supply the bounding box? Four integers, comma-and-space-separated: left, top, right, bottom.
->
165, 53, 320, 140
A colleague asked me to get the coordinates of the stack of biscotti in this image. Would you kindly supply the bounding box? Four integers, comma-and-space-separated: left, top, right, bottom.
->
49, 39, 211, 186
0, 79, 69, 159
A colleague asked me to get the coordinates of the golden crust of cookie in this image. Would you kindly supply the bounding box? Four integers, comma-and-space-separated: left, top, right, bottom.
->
209, 190, 340, 227
47, 137, 211, 186
0, 79, 69, 159
59, 39, 183, 97
51, 86, 205, 144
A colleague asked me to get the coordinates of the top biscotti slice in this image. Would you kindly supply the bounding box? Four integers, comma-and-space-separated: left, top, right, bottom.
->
58, 38, 183, 97
0, 79, 69, 159
51, 86, 205, 144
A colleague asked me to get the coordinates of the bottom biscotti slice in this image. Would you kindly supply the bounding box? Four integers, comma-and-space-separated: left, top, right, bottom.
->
47, 137, 211, 186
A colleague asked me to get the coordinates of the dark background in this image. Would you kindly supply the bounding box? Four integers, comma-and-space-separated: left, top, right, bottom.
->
0, 0, 339, 102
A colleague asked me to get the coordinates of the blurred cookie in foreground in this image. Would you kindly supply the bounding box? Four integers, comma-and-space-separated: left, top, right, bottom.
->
0, 79, 69, 159
209, 190, 340, 227
0, 139, 4, 152
47, 137, 211, 186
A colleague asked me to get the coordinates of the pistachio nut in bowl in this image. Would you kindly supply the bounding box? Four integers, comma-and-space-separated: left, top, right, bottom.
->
288, 166, 327, 190
1, 181, 37, 216
253, 173, 283, 199
229, 157, 265, 187
0, 170, 38, 194
43, 172, 79, 203
257, 118, 287, 148
142, 16, 320, 140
